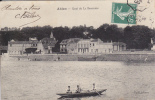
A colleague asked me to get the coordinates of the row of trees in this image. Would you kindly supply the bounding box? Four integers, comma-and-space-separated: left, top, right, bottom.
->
0, 24, 155, 51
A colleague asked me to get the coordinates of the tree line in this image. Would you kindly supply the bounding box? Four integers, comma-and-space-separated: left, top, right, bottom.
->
0, 24, 155, 52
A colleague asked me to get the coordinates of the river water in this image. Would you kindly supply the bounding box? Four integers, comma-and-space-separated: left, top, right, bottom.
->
1, 61, 155, 100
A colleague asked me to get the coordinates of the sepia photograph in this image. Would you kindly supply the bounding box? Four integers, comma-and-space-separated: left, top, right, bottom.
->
0, 0, 155, 100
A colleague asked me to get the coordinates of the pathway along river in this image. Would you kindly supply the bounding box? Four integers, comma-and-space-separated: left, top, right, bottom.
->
1, 61, 155, 100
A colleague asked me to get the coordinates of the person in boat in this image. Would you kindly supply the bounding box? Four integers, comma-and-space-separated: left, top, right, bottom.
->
93, 83, 96, 90
76, 85, 81, 93
67, 86, 72, 93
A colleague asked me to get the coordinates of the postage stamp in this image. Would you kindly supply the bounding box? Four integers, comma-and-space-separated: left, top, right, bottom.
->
111, 2, 137, 24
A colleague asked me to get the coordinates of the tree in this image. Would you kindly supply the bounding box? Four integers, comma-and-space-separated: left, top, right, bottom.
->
94, 24, 109, 41
124, 25, 152, 49
0, 25, 154, 51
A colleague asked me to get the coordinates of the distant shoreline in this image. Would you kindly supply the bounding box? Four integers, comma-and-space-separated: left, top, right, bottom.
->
3, 52, 155, 62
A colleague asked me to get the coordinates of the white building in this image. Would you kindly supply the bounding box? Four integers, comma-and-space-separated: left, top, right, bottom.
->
77, 39, 90, 54
77, 39, 126, 54
60, 35, 127, 54
151, 38, 155, 51
8, 32, 57, 55
77, 39, 114, 54
8, 39, 38, 55
152, 45, 155, 51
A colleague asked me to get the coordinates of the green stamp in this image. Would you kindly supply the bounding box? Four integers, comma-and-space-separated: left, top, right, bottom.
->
112, 3, 137, 24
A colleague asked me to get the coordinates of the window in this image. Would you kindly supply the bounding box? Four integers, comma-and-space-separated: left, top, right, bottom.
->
78, 44, 80, 48
96, 49, 98, 53
10, 44, 12, 47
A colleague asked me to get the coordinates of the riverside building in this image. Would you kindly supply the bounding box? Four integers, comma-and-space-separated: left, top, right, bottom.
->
60, 38, 81, 54
60, 38, 126, 54
37, 32, 57, 54
151, 38, 155, 51
77, 38, 114, 54
8, 32, 57, 55
8, 39, 38, 55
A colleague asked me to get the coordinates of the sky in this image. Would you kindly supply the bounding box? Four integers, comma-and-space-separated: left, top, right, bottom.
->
0, 0, 154, 29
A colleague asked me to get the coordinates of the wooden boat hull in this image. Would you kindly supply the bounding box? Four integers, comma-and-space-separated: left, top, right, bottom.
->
57, 89, 107, 97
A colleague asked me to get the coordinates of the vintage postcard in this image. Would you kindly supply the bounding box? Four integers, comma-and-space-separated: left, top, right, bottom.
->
0, 0, 155, 100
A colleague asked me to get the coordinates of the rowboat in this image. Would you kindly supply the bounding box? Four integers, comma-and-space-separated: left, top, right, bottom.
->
57, 89, 107, 97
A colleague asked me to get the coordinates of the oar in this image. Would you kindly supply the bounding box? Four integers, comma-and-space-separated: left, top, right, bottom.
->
95, 90, 101, 96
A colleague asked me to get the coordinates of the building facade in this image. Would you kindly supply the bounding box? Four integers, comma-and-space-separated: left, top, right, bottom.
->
8, 32, 57, 55
77, 39, 90, 54
96, 42, 113, 54
60, 38, 81, 54
8, 39, 38, 55
33, 32, 57, 54
152, 44, 155, 51
60, 39, 68, 53
77, 39, 114, 54
151, 38, 155, 51
61, 38, 127, 54
113, 42, 126, 51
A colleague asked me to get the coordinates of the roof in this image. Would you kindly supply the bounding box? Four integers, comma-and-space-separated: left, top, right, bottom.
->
61, 38, 104, 44
60, 38, 81, 44
41, 38, 57, 49
8, 41, 39, 44
77, 39, 90, 42
0, 46, 8, 50
91, 39, 98, 42
90, 38, 103, 43
99, 42, 113, 45
41, 37, 56, 41
60, 39, 68, 44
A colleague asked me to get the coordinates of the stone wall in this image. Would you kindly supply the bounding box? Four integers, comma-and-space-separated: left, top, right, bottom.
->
8, 53, 155, 62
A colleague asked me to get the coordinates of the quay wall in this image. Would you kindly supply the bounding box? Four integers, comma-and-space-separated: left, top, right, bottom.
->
7, 53, 155, 62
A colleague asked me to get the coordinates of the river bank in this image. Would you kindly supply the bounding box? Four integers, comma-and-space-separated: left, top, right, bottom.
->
3, 52, 155, 62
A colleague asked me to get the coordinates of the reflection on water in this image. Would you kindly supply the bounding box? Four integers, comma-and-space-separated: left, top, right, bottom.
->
58, 97, 81, 100
57, 94, 105, 100
1, 61, 155, 100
